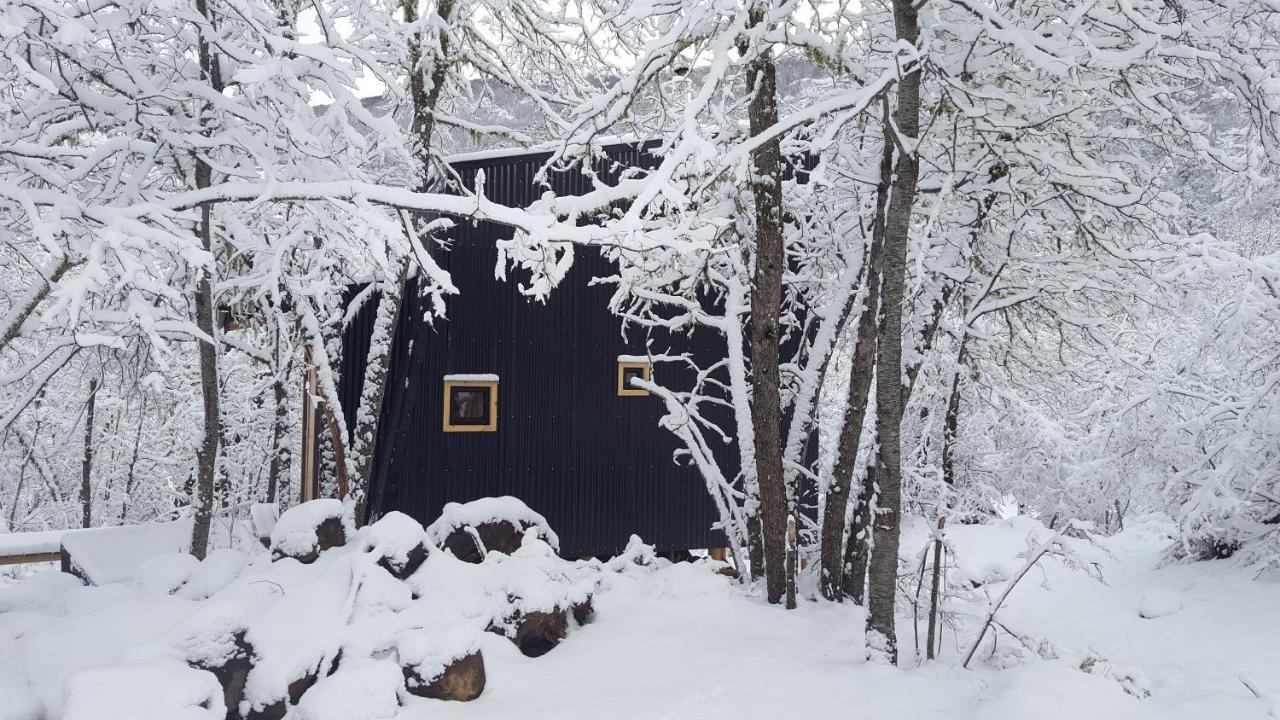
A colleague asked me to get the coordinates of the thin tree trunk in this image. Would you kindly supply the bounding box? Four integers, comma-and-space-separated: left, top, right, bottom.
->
119, 398, 146, 523
742, 3, 788, 606
866, 0, 922, 662
785, 514, 797, 609
266, 325, 290, 504
819, 125, 893, 601
190, 0, 225, 560
80, 378, 98, 528
747, 512, 765, 578
941, 345, 965, 488
843, 463, 874, 603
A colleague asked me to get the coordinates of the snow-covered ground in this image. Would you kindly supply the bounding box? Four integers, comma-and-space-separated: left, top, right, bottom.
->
1, 512, 1276, 720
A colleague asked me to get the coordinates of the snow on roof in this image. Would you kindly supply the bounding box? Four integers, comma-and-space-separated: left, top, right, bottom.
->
443, 134, 648, 165
443, 373, 499, 383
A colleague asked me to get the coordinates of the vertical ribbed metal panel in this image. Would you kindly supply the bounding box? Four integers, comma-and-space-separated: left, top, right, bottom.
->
345, 141, 736, 557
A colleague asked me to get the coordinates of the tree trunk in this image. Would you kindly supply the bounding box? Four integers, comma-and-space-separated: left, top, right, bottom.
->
190, 0, 225, 561
819, 125, 893, 601
266, 325, 290, 504
79, 379, 98, 529
843, 463, 874, 603
941, 347, 964, 488
119, 398, 145, 523
344, 0, 457, 524
866, 0, 921, 662
351, 265, 407, 522
742, 3, 788, 606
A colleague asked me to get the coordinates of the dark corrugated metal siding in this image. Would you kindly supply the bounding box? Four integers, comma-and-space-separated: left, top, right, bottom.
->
343, 142, 736, 557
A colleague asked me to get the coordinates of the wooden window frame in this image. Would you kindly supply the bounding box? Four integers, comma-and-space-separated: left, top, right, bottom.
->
443, 380, 499, 432
617, 361, 652, 397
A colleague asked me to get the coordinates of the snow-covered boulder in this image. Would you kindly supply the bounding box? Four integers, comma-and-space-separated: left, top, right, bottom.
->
1138, 588, 1183, 619
181, 548, 249, 600
63, 663, 226, 720
136, 552, 200, 595
398, 625, 485, 701
361, 511, 430, 580
296, 659, 403, 720
0, 570, 83, 614
170, 602, 256, 719
270, 500, 352, 564
426, 497, 559, 563
482, 533, 596, 657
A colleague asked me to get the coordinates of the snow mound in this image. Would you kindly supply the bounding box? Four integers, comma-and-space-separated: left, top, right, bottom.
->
62, 663, 225, 720
270, 499, 352, 561
180, 548, 248, 600
249, 503, 280, 541
426, 496, 560, 553
136, 552, 200, 595
1138, 588, 1183, 619
0, 674, 43, 720
296, 659, 403, 720
0, 571, 83, 614
968, 663, 1155, 720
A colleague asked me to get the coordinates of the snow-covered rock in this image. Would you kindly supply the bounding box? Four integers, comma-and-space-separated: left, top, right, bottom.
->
181, 548, 249, 600
62, 663, 226, 720
296, 659, 402, 720
269, 500, 352, 564
136, 552, 200, 595
398, 625, 485, 701
0, 571, 83, 614
1138, 588, 1183, 619
361, 511, 430, 579
426, 497, 559, 562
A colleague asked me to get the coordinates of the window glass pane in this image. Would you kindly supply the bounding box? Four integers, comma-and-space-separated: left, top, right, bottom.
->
451, 387, 489, 424
622, 366, 646, 387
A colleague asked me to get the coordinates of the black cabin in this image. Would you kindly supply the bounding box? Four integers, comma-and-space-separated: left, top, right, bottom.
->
334, 142, 734, 557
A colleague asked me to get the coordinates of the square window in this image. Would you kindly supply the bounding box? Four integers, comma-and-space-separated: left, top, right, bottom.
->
443, 378, 498, 432
617, 360, 652, 397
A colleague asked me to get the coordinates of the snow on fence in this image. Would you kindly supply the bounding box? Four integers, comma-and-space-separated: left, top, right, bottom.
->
0, 528, 67, 566
0, 519, 193, 584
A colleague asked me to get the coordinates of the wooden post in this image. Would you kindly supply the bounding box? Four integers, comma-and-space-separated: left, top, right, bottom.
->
926, 517, 945, 660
